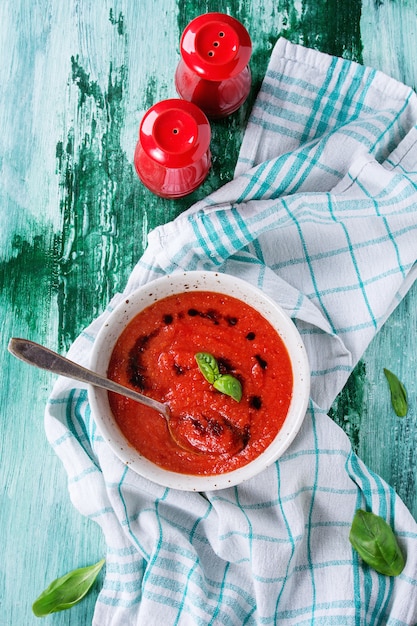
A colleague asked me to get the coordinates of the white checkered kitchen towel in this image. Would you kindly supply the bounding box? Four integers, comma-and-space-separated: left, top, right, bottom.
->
46, 38, 417, 624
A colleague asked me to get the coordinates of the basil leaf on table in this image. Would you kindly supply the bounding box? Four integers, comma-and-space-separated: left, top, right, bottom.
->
213, 374, 242, 402
349, 509, 405, 576
32, 558, 105, 617
383, 368, 408, 417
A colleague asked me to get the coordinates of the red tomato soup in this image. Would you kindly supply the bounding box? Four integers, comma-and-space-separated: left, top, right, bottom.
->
107, 291, 293, 475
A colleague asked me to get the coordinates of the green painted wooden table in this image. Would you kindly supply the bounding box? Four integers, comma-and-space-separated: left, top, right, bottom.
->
1, 1, 416, 623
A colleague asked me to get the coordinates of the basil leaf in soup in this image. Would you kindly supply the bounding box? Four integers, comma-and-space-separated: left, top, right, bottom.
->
214, 374, 242, 402
195, 352, 220, 384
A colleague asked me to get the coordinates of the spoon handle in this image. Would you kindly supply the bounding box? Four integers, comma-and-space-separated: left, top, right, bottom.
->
8, 337, 169, 418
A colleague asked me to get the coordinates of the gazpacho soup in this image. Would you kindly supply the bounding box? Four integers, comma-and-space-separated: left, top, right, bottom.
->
108, 290, 293, 475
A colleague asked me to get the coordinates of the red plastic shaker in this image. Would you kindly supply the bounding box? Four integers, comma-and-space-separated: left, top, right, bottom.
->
175, 12, 252, 119
134, 99, 211, 199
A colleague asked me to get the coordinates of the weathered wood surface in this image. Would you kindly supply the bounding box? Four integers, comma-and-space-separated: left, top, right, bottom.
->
1, 1, 416, 623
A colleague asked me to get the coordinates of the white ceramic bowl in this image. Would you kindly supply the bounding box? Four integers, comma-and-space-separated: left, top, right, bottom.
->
89, 271, 310, 491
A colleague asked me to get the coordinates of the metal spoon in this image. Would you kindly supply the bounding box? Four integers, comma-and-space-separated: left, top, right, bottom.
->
8, 337, 170, 420
8, 338, 246, 456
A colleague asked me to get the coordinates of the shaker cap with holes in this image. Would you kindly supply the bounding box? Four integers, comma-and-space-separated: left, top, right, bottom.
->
138, 98, 210, 167
179, 12, 252, 82
134, 98, 211, 198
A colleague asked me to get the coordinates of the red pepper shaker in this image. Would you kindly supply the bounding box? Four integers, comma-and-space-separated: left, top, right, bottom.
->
134, 98, 211, 199
175, 12, 252, 119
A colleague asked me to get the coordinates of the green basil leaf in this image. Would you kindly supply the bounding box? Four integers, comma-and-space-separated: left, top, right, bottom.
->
213, 374, 242, 402
383, 368, 408, 417
195, 352, 220, 384
195, 353, 242, 402
32, 558, 105, 617
349, 509, 405, 576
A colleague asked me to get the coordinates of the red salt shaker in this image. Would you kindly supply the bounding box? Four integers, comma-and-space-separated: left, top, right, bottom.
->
134, 99, 211, 199
175, 12, 252, 119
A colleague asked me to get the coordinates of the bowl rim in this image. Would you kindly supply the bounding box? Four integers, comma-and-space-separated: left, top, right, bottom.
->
89, 270, 310, 491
